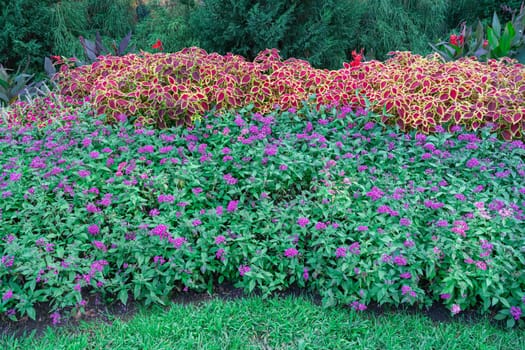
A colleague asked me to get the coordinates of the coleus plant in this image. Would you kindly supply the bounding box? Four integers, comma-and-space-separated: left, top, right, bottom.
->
53, 47, 525, 140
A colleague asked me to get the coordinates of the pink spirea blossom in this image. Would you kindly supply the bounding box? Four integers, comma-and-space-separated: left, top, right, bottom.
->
227, 200, 239, 212
303, 268, 309, 281
451, 304, 461, 315
315, 222, 327, 230
2, 289, 13, 301
1, 255, 14, 268
475, 261, 487, 270
399, 218, 411, 226
150, 224, 169, 239
264, 144, 278, 156
171, 237, 186, 249
223, 173, 238, 185
393, 256, 408, 266
365, 186, 385, 201
138, 145, 154, 153
404, 240, 415, 248
192, 187, 203, 195
78, 169, 90, 177
297, 217, 310, 227
238, 265, 251, 276
335, 247, 347, 258
153, 256, 166, 265
216, 248, 225, 260
9, 173, 22, 182
510, 306, 522, 320
215, 235, 226, 245
350, 301, 367, 311
284, 248, 298, 258
88, 224, 100, 235
50, 312, 61, 325
86, 203, 100, 213
158, 194, 175, 203
349, 242, 360, 255
466, 158, 480, 168
92, 241, 107, 252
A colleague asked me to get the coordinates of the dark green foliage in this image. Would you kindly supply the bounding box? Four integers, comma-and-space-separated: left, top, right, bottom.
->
188, 0, 366, 69
84, 0, 136, 38
354, 0, 450, 60
0, 0, 137, 77
51, 0, 137, 60
0, 0, 57, 77
133, 0, 200, 53
447, 0, 524, 26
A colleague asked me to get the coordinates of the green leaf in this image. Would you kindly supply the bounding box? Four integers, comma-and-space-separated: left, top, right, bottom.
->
494, 313, 507, 321
118, 289, 129, 305
499, 22, 516, 56
26, 307, 36, 320
492, 12, 501, 36
487, 28, 500, 52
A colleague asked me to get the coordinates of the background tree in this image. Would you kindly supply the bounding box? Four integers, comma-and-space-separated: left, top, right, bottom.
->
188, 0, 366, 69
0, 0, 57, 76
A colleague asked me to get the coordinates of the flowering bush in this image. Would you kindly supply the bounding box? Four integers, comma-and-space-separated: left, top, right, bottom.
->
0, 102, 524, 327
50, 48, 525, 140
1, 90, 90, 128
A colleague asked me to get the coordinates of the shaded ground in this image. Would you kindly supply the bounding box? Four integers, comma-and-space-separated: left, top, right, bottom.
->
0, 282, 500, 339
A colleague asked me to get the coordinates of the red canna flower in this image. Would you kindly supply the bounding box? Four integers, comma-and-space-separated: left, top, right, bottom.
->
449, 34, 464, 47
482, 39, 489, 48
449, 34, 458, 46
152, 39, 164, 51
350, 49, 364, 67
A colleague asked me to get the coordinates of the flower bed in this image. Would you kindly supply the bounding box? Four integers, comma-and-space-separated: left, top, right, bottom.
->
1, 103, 524, 327
50, 48, 525, 139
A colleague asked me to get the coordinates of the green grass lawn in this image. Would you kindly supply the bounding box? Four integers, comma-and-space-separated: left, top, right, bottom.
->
2, 294, 524, 350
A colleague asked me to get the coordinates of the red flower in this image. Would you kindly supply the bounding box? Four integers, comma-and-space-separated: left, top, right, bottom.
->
152, 39, 164, 51
350, 49, 364, 67
450, 34, 464, 47
482, 39, 489, 48
449, 34, 458, 46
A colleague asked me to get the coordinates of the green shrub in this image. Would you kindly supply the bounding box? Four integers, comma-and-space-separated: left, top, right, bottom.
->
133, 0, 199, 53
0, 103, 524, 327
188, 0, 366, 69
447, 0, 524, 26
0, 0, 56, 77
